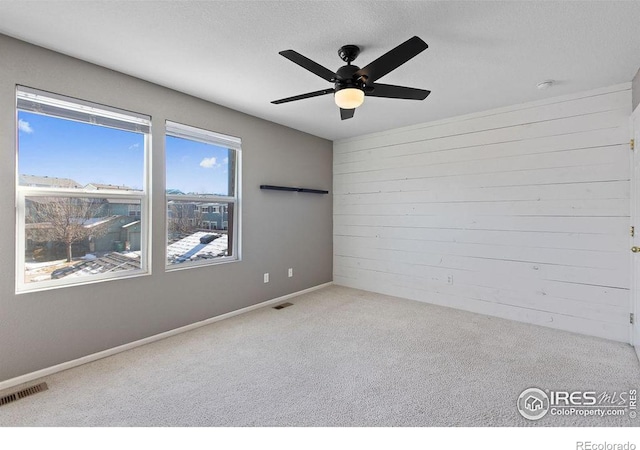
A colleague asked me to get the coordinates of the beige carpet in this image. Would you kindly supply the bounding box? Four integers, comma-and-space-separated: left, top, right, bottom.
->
1, 285, 639, 426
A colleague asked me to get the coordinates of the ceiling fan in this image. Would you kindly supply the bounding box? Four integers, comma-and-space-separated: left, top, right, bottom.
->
271, 36, 431, 120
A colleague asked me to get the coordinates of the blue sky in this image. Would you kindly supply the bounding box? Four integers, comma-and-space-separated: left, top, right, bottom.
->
18, 111, 231, 195
166, 135, 230, 196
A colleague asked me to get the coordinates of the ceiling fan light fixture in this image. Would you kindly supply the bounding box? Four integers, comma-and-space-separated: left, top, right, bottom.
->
334, 87, 364, 109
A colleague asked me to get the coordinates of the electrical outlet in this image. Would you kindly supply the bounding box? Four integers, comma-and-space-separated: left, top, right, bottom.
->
264, 273, 269, 283
447, 275, 453, 285
288, 268, 293, 278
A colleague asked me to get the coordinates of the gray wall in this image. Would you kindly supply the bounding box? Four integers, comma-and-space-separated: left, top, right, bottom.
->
0, 34, 333, 382
634, 68, 640, 112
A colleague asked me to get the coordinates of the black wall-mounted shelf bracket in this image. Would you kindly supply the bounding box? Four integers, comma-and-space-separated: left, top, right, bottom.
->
260, 185, 329, 194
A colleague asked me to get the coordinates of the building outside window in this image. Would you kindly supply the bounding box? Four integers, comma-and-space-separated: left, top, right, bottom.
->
128, 204, 141, 217
15, 86, 151, 292
165, 121, 240, 268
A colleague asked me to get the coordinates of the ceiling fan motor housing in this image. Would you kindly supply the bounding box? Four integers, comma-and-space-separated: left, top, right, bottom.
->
335, 64, 366, 92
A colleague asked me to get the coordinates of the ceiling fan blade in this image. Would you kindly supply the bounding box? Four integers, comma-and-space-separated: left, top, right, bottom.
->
355, 36, 428, 83
271, 88, 335, 104
340, 108, 355, 120
365, 83, 431, 100
279, 50, 337, 82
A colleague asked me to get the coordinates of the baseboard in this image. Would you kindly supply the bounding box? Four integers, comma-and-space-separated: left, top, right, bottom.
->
0, 281, 333, 392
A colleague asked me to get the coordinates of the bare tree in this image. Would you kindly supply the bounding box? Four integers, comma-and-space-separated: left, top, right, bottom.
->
27, 197, 108, 262
167, 202, 203, 236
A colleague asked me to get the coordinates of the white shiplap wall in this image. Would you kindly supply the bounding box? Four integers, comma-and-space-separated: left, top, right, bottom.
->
333, 84, 632, 342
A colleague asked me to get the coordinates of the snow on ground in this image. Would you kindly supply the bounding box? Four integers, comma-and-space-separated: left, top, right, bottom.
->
167, 231, 228, 263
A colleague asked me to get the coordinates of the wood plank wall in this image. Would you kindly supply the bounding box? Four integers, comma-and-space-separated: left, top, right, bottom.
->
333, 84, 632, 342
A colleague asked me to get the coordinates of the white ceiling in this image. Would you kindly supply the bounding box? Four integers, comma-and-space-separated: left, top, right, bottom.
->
0, 1, 639, 141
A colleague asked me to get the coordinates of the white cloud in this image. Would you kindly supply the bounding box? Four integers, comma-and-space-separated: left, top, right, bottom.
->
199, 157, 217, 168
18, 119, 33, 134
128, 143, 140, 150
223, 157, 229, 164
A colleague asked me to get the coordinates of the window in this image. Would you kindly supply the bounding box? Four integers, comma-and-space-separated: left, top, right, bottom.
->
128, 204, 141, 217
165, 121, 240, 269
16, 86, 150, 292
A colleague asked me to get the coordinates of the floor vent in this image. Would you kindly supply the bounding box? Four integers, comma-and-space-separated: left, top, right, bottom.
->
0, 382, 48, 407
273, 302, 293, 310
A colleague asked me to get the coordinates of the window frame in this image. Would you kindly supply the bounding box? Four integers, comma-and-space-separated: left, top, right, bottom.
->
164, 121, 241, 271
15, 86, 152, 293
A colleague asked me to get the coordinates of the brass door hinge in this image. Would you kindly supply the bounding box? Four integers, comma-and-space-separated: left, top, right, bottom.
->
632, 226, 635, 237
632, 139, 635, 151
631, 313, 634, 325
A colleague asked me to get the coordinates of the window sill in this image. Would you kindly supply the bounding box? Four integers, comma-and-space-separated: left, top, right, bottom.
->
16, 269, 151, 295
165, 255, 241, 273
